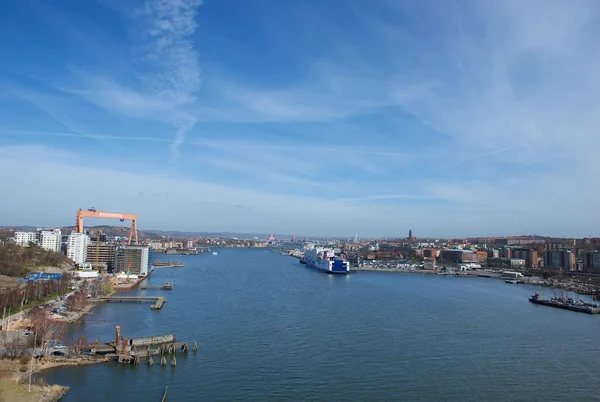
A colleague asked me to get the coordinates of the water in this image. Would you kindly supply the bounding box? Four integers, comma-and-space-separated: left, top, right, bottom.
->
43, 249, 600, 401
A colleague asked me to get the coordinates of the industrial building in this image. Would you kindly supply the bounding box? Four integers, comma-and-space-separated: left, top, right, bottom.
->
67, 232, 90, 265
114, 246, 152, 277
14, 231, 36, 247
40, 229, 62, 253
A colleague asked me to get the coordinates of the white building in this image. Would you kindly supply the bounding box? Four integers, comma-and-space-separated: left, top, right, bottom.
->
40, 229, 62, 253
14, 232, 37, 247
67, 233, 90, 265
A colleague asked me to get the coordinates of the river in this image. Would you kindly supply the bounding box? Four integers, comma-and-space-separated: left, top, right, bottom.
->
43, 248, 600, 401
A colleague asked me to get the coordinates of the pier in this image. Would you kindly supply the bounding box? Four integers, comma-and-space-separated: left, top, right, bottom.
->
152, 261, 184, 268
95, 326, 196, 366
97, 296, 167, 310
141, 281, 173, 290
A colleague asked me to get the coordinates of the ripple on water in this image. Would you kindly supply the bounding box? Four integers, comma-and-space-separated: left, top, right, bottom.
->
44, 250, 600, 401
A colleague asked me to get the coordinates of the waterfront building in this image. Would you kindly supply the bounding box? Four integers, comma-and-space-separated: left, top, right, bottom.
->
439, 249, 477, 264
583, 251, 600, 272
86, 242, 116, 271
67, 232, 90, 265
114, 246, 152, 276
543, 250, 576, 271
40, 229, 61, 253
14, 231, 37, 247
510, 248, 540, 268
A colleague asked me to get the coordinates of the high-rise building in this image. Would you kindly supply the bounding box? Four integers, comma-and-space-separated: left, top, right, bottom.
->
114, 246, 152, 276
67, 233, 90, 265
583, 251, 600, 272
86, 243, 117, 271
40, 229, 62, 253
543, 250, 575, 270
14, 232, 37, 247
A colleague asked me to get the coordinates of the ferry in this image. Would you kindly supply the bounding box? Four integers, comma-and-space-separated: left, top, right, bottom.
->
304, 247, 349, 275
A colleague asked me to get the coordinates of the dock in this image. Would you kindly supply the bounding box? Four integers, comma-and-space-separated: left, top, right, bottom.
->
141, 281, 173, 290
152, 261, 184, 268
97, 296, 167, 310
95, 326, 195, 365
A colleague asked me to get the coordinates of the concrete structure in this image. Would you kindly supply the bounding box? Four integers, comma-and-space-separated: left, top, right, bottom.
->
583, 251, 600, 272
40, 229, 61, 253
510, 248, 539, 268
114, 246, 152, 276
14, 231, 36, 247
67, 232, 90, 265
544, 250, 576, 271
439, 249, 477, 264
86, 243, 116, 271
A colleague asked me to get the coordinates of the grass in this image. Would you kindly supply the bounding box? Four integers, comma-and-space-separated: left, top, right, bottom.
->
0, 378, 64, 402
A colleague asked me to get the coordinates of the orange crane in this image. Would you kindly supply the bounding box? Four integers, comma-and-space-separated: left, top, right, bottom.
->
76, 208, 138, 245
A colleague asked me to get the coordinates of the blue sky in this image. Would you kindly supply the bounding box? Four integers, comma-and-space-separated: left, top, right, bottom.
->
1, 0, 599, 238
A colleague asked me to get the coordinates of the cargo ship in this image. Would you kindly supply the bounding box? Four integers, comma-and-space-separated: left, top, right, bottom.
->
303, 247, 349, 274
528, 291, 600, 314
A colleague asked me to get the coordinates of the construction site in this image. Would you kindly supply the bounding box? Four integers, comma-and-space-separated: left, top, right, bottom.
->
71, 208, 154, 291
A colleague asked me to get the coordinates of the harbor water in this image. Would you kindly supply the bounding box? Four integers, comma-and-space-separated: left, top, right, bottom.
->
43, 249, 600, 401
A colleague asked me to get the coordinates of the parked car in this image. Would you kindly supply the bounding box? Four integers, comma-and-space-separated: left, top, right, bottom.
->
51, 350, 66, 356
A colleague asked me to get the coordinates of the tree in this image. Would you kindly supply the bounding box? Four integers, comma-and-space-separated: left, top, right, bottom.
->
72, 335, 88, 356
67, 291, 88, 312
5, 332, 27, 359
26, 306, 66, 356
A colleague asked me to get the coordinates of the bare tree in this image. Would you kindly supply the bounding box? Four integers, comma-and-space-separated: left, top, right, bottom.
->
72, 335, 88, 356
5, 333, 27, 359
26, 307, 66, 356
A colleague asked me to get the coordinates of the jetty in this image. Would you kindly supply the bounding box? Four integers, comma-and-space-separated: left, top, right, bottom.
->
97, 296, 167, 310
529, 291, 600, 314
152, 261, 184, 268
89, 326, 196, 366
141, 281, 173, 290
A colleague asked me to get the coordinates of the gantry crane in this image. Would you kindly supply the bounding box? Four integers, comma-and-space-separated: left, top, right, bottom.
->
76, 208, 138, 245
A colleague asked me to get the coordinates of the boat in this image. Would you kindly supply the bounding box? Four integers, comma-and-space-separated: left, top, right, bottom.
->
505, 279, 518, 284
299, 259, 307, 264
528, 290, 600, 314
212, 251, 217, 255
303, 247, 349, 274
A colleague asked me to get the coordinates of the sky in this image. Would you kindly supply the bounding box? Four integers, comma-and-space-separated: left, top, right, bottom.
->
1, 0, 600, 238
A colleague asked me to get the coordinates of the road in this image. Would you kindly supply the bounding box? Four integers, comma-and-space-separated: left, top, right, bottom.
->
2, 290, 77, 327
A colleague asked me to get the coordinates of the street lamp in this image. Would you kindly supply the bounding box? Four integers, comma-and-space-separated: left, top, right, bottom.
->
28, 330, 37, 393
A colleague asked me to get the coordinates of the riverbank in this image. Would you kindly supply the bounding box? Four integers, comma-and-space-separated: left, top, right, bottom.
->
355, 267, 439, 274
0, 356, 107, 402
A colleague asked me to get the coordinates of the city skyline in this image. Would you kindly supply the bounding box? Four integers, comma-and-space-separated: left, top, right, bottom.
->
1, 1, 600, 237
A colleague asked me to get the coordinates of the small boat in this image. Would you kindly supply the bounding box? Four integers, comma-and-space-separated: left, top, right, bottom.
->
505, 279, 518, 284
212, 251, 218, 255
299, 259, 306, 264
